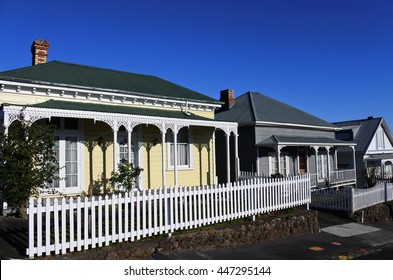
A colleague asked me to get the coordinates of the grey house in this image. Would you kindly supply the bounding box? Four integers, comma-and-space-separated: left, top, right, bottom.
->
215, 89, 357, 188
333, 117, 393, 186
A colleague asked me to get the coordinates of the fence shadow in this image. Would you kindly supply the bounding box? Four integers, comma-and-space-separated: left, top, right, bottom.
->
0, 216, 28, 259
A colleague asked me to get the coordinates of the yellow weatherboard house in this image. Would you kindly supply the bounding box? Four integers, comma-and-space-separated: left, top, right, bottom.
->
0, 39, 237, 195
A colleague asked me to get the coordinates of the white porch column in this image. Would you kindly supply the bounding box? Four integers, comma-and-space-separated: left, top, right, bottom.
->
256, 147, 260, 175
161, 128, 166, 188
2, 111, 9, 135
173, 126, 178, 186
212, 130, 217, 184
234, 132, 239, 181
351, 146, 357, 188
313, 146, 319, 179
326, 146, 332, 186
113, 122, 119, 173
226, 131, 231, 184
351, 146, 357, 171
277, 145, 283, 175
127, 127, 133, 163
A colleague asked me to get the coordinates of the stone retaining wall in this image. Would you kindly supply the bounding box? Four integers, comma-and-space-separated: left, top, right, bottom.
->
156, 210, 319, 254
350, 202, 393, 223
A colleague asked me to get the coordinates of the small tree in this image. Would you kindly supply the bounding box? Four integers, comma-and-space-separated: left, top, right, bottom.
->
0, 112, 58, 217
110, 159, 143, 193
362, 167, 377, 188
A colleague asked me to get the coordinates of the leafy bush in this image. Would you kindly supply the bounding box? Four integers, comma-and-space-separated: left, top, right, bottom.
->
110, 159, 143, 193
0, 112, 58, 217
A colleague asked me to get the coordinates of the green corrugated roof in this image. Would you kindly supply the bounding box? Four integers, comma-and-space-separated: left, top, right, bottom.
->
0, 61, 218, 104
26, 99, 213, 121
215, 91, 337, 128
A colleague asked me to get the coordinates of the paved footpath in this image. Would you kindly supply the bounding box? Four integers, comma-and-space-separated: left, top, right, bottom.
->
154, 211, 393, 260
1, 211, 393, 260
0, 216, 28, 260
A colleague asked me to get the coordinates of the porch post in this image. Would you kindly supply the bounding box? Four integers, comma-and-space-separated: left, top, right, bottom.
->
161, 127, 166, 187
313, 146, 319, 180
234, 132, 239, 181
212, 130, 217, 184
326, 146, 332, 187
351, 146, 357, 188
173, 126, 178, 186
127, 127, 133, 163
256, 146, 260, 175
2, 111, 9, 135
277, 145, 282, 175
113, 122, 119, 173
226, 131, 231, 184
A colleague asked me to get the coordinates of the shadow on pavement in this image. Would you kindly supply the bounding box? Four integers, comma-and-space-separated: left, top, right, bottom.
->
0, 216, 28, 259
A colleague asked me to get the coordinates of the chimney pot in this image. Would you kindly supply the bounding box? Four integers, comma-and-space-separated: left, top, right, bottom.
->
219, 89, 235, 110
31, 39, 50, 65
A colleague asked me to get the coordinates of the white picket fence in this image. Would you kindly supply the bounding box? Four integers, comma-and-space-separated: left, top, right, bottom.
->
26, 175, 311, 258
311, 182, 393, 213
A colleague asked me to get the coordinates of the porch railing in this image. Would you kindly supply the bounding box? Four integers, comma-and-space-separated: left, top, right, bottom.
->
311, 181, 393, 213
239, 171, 270, 179
241, 169, 356, 189
329, 169, 356, 186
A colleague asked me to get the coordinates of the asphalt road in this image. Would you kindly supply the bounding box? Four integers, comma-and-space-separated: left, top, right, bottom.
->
154, 211, 393, 260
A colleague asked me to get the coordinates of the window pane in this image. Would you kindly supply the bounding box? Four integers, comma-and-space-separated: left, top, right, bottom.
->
178, 143, 188, 166
169, 129, 190, 167
65, 137, 78, 188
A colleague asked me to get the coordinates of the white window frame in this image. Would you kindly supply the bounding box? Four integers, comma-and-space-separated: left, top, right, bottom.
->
376, 128, 385, 150
384, 161, 393, 178
118, 132, 136, 165
269, 151, 289, 176
167, 128, 193, 170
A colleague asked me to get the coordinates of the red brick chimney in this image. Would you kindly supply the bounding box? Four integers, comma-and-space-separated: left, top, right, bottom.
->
219, 89, 235, 110
31, 39, 50, 65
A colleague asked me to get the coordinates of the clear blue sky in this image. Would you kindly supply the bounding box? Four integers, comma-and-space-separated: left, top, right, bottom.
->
1, 0, 392, 128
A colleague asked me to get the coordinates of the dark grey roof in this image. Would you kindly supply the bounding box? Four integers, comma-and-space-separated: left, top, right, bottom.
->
215, 91, 337, 129
333, 117, 393, 153
257, 135, 355, 147
0, 61, 219, 104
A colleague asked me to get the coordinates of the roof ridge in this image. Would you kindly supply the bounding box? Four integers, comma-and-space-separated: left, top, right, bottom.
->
248, 92, 258, 122
333, 117, 383, 125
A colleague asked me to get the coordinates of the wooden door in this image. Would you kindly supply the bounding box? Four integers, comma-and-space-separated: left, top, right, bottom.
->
299, 149, 307, 174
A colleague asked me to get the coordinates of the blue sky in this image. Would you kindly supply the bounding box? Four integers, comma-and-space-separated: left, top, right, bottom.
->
1, 0, 392, 127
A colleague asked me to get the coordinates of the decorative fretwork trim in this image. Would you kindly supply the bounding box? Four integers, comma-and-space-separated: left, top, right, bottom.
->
2, 105, 237, 135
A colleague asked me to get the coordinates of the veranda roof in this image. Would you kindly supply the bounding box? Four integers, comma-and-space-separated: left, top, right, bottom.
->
27, 99, 212, 121
257, 135, 356, 147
